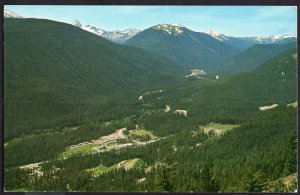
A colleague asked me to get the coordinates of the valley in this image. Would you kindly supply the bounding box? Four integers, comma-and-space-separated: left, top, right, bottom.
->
3, 15, 297, 193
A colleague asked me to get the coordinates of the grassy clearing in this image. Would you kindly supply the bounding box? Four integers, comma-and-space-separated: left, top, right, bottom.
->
201, 123, 239, 135
59, 144, 96, 158
120, 158, 141, 170
129, 129, 158, 140
132, 158, 144, 169
86, 158, 143, 177
106, 140, 118, 147
86, 164, 118, 177
106, 139, 133, 147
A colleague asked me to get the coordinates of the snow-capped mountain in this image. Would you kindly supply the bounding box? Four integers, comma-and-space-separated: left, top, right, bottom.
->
207, 30, 229, 41
4, 9, 23, 18
126, 23, 240, 70
152, 23, 184, 35
206, 29, 296, 44
72, 20, 140, 43
241, 34, 297, 44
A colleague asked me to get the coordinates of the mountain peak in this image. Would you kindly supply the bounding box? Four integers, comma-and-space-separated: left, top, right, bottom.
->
206, 29, 229, 41
207, 29, 221, 36
152, 23, 184, 35
70, 20, 140, 43
4, 9, 23, 18
72, 20, 82, 28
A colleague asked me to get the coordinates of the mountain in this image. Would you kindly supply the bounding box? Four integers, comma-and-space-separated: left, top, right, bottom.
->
126, 24, 240, 71
224, 48, 297, 102
4, 9, 23, 18
218, 41, 296, 73
72, 20, 140, 43
240, 35, 297, 45
206, 30, 254, 50
206, 29, 296, 50
4, 18, 185, 141
211, 48, 297, 107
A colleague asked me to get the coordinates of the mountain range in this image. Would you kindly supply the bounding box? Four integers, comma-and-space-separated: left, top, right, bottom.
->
5, 9, 296, 47
71, 20, 141, 43
126, 24, 241, 71
3, 10, 297, 139
207, 30, 296, 50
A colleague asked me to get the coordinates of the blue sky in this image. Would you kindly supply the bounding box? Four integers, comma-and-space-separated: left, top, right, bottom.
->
5, 5, 297, 37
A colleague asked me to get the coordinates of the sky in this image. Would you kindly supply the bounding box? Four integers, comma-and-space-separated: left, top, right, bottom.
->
5, 5, 297, 37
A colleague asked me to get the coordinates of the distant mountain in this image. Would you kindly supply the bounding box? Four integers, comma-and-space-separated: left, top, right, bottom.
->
240, 35, 297, 45
72, 20, 140, 43
206, 29, 296, 50
219, 41, 296, 73
4, 9, 23, 18
4, 18, 185, 140
126, 24, 240, 71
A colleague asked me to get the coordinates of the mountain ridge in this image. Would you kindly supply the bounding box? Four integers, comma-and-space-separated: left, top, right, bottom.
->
72, 19, 141, 43
219, 41, 296, 73
4, 9, 23, 18
126, 24, 241, 71
4, 18, 185, 140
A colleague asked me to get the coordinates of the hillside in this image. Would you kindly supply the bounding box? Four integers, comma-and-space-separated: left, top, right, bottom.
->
126, 24, 239, 71
4, 18, 186, 141
4, 49, 297, 192
219, 42, 296, 73
144, 48, 297, 125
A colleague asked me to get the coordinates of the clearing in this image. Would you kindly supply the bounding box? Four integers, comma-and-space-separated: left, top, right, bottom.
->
287, 101, 297, 108
200, 123, 239, 136
59, 128, 127, 158
86, 163, 118, 177
185, 69, 206, 78
259, 104, 278, 111
86, 158, 142, 177
118, 158, 141, 170
174, 109, 187, 117
138, 89, 163, 101
60, 128, 161, 158
164, 105, 171, 112
129, 129, 158, 140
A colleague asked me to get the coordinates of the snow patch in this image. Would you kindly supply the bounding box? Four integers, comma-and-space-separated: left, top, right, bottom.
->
71, 20, 140, 43
153, 24, 184, 35
206, 29, 229, 41
4, 9, 23, 18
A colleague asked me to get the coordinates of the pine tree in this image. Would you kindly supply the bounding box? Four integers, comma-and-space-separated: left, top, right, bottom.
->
198, 162, 220, 192
284, 132, 297, 175
241, 169, 266, 192
154, 164, 175, 192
